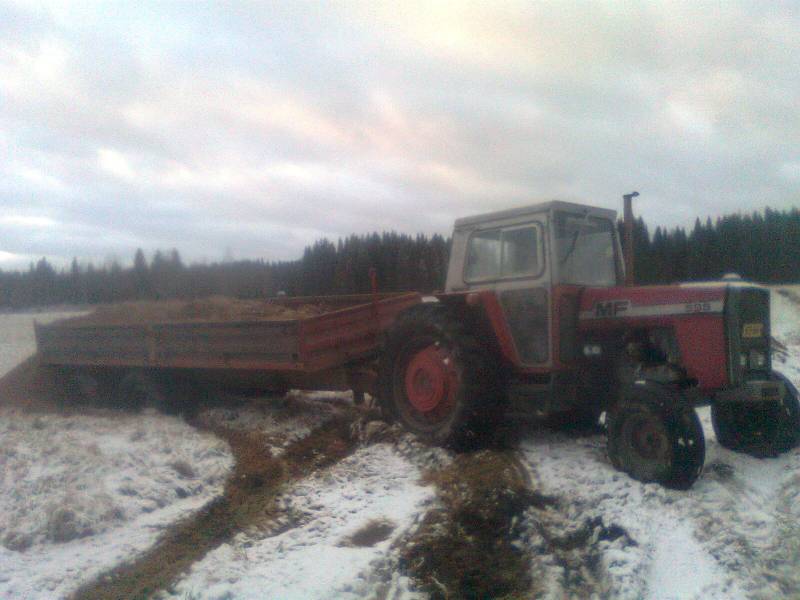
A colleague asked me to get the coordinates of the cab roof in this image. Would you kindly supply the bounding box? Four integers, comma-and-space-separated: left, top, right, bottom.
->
453, 200, 618, 229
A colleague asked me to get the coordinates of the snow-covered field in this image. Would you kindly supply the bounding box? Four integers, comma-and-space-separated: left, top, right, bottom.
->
167, 443, 435, 600
0, 312, 234, 599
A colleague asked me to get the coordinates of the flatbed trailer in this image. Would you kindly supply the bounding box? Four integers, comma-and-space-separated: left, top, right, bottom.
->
35, 292, 421, 399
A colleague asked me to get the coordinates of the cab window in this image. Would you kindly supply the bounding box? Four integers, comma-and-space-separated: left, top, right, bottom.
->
465, 224, 543, 282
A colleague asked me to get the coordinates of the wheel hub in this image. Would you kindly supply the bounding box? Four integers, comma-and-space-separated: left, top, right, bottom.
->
404, 345, 457, 414
631, 419, 668, 460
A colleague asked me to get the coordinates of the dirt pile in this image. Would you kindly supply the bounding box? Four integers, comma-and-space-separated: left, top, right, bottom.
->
59, 296, 330, 326
0, 357, 77, 412
400, 451, 553, 599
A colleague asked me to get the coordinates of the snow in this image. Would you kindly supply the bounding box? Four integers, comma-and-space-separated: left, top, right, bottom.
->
0, 311, 84, 378
167, 443, 434, 600
199, 393, 340, 457
0, 312, 235, 599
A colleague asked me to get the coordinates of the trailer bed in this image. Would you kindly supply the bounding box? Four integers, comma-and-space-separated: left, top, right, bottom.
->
35, 293, 421, 373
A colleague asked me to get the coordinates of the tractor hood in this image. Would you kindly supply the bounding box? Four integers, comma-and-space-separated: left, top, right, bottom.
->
576, 282, 769, 391
577, 285, 727, 324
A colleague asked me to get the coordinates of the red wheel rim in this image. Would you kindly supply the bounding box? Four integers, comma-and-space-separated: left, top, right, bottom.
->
631, 419, 669, 460
404, 345, 458, 415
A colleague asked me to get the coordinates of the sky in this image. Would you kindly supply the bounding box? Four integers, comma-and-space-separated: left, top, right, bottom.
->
1, 1, 799, 271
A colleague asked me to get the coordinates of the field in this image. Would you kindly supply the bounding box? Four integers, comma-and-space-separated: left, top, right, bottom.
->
1, 287, 799, 599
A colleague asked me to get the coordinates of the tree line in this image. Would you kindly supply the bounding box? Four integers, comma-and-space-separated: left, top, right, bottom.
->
0, 207, 797, 309
0, 233, 449, 309
624, 207, 800, 285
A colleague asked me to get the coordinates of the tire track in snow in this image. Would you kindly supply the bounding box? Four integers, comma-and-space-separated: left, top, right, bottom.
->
72, 401, 361, 600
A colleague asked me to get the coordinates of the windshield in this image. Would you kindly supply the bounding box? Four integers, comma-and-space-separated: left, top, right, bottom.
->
555, 213, 618, 286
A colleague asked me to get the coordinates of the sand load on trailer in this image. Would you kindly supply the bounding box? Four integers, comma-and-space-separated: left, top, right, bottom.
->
60, 296, 329, 326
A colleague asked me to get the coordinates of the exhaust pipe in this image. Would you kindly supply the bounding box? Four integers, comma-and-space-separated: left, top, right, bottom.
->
623, 191, 639, 286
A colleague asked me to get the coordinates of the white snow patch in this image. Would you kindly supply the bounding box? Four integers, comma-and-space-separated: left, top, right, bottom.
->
0, 311, 85, 377
0, 311, 234, 599
199, 391, 341, 457
168, 443, 434, 600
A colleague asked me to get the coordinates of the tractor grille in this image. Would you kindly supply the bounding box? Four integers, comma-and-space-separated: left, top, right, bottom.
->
726, 287, 771, 385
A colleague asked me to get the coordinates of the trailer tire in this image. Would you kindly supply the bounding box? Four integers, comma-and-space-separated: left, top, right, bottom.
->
116, 369, 170, 413
607, 382, 705, 490
378, 304, 502, 448
62, 368, 117, 406
711, 372, 800, 455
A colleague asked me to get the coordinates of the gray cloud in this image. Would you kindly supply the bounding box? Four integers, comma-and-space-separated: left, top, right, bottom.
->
1, 1, 798, 270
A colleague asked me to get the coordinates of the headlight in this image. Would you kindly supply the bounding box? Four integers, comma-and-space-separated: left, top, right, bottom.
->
749, 349, 767, 369
582, 344, 602, 357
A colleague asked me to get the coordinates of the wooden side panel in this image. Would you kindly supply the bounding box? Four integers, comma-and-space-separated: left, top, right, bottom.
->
299, 292, 422, 371
36, 292, 422, 373
37, 324, 150, 365
153, 321, 300, 368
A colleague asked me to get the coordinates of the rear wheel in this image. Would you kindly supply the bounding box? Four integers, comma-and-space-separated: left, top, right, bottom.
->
379, 304, 502, 447
711, 372, 800, 455
607, 382, 705, 489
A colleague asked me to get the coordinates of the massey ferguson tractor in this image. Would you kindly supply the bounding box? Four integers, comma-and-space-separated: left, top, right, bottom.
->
378, 199, 800, 489
36, 197, 800, 490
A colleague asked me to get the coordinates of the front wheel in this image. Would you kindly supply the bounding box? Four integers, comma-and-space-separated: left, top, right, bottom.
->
711, 371, 800, 455
378, 304, 502, 447
607, 382, 705, 490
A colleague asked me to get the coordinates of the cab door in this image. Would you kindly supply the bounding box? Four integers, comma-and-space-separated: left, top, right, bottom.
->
463, 217, 551, 366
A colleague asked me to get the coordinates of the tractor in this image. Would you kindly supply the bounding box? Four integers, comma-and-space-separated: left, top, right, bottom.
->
379, 199, 800, 489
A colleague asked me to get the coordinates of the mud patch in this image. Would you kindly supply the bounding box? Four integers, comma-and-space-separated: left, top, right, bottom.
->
339, 519, 396, 548
400, 450, 553, 599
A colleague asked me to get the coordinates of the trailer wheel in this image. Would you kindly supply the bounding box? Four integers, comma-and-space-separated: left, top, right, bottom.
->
116, 369, 169, 413
62, 368, 117, 406
607, 382, 705, 490
378, 304, 501, 448
711, 372, 800, 455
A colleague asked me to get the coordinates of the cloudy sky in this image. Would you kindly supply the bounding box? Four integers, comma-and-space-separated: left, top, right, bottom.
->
1, 1, 799, 270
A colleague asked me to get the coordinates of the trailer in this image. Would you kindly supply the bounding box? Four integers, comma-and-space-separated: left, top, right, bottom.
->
35, 292, 421, 405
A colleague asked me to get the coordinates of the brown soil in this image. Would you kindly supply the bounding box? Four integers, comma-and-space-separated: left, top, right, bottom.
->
400, 451, 554, 600
71, 411, 359, 600
0, 356, 78, 412
339, 519, 396, 548
57, 296, 330, 326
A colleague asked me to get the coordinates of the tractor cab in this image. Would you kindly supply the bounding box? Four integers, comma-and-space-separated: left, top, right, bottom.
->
443, 201, 622, 369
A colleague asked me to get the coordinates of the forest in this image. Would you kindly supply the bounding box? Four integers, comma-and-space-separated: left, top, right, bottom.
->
1, 207, 798, 309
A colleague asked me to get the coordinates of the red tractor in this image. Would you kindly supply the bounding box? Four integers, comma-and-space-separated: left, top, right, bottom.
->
379, 199, 800, 489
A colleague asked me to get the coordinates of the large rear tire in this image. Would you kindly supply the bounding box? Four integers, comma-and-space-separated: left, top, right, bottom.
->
607, 382, 705, 490
711, 371, 800, 455
378, 304, 502, 448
